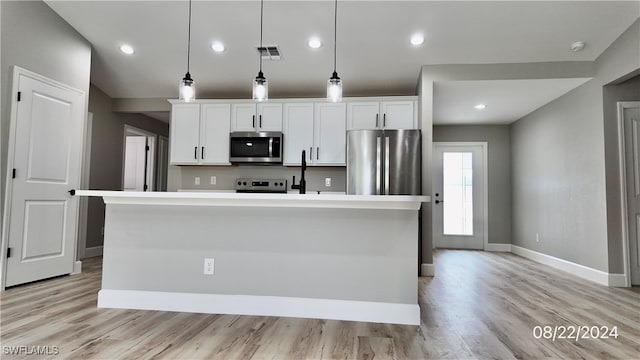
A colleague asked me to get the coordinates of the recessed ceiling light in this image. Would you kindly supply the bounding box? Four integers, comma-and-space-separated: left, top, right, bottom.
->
119, 44, 134, 55
570, 41, 586, 52
308, 37, 322, 49
410, 33, 424, 46
211, 41, 225, 53
474, 104, 487, 110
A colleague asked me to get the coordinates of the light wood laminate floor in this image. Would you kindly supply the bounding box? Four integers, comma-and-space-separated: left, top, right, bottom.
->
1, 250, 639, 359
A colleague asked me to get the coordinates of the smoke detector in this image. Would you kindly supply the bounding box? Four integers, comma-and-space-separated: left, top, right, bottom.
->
257, 46, 281, 60
570, 41, 586, 52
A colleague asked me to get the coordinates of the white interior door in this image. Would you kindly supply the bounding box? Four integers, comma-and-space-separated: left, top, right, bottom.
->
3, 68, 85, 287
433, 143, 486, 249
123, 136, 147, 191
622, 102, 640, 285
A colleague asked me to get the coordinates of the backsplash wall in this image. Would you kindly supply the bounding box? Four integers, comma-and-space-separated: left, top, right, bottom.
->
176, 166, 346, 193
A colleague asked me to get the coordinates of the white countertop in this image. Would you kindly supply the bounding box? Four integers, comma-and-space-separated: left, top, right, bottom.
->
76, 190, 429, 210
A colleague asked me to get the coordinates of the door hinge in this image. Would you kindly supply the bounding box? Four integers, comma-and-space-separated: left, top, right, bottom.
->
12, 168, 16, 179
6, 248, 11, 258
145, 145, 150, 151
17, 92, 21, 102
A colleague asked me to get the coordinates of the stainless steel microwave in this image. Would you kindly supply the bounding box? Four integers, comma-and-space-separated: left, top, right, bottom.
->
229, 131, 283, 164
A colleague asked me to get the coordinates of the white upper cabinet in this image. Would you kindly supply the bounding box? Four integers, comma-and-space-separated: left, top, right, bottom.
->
170, 103, 231, 165
200, 104, 231, 165
314, 103, 346, 166
381, 101, 415, 129
283, 102, 346, 166
231, 103, 283, 132
170, 104, 201, 165
347, 102, 380, 130
346, 98, 417, 130
283, 103, 314, 165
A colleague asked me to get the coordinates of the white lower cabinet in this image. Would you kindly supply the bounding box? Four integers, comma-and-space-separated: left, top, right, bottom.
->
283, 102, 346, 166
170, 103, 230, 165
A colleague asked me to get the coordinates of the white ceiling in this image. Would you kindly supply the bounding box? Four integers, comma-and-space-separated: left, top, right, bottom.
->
44, 1, 639, 124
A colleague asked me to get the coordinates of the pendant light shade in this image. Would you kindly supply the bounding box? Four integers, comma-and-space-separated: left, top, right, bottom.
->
252, 0, 268, 101
179, 72, 195, 102
327, 0, 342, 102
179, 0, 195, 102
253, 71, 268, 101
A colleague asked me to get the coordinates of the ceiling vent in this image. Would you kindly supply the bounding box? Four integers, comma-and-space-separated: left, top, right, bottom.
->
257, 46, 281, 60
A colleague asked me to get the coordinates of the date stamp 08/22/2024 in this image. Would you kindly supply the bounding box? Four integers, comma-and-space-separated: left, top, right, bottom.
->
533, 325, 620, 342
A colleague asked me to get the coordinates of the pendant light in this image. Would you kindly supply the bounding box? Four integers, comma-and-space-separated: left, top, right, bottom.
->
252, 0, 268, 101
179, 0, 195, 102
327, 0, 342, 102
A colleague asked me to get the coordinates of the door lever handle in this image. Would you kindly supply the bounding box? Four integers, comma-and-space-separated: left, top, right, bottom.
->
68, 189, 76, 196
435, 199, 443, 204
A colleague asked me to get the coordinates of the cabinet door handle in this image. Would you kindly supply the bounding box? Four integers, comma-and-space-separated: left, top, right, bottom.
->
252, 115, 256, 128
383, 113, 387, 128
194, 146, 198, 159
376, 113, 379, 128
201, 147, 205, 159
309, 147, 313, 161
317, 147, 319, 160
259, 114, 262, 129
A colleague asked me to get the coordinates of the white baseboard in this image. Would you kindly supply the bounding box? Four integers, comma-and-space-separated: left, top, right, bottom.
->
72, 261, 82, 275
98, 289, 420, 325
510, 245, 616, 286
83, 246, 103, 258
608, 273, 628, 287
421, 263, 434, 277
485, 243, 511, 252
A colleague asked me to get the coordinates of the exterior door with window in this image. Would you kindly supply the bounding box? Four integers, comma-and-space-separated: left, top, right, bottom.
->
433, 143, 485, 249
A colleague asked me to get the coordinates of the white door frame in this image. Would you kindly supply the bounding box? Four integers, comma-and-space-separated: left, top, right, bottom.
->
617, 101, 640, 287
432, 142, 489, 250
122, 125, 156, 191
1, 66, 86, 290
77, 112, 93, 260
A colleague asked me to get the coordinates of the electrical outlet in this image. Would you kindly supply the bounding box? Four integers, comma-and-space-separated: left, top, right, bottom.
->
211, 176, 217, 185
204, 258, 215, 275
535, 233, 540, 243
325, 177, 332, 187
194, 177, 200, 185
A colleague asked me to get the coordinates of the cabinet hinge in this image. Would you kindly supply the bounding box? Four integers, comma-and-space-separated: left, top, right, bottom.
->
7, 248, 12, 258
12, 168, 16, 179
17, 92, 21, 102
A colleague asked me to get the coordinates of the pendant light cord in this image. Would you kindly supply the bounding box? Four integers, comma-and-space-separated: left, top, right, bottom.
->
259, 0, 264, 73
187, 0, 192, 73
333, 0, 337, 73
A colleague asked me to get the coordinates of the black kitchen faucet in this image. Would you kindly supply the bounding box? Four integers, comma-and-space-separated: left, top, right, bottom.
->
291, 150, 306, 194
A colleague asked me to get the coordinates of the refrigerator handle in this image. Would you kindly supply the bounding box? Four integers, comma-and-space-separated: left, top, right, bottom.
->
376, 136, 382, 194
384, 136, 390, 195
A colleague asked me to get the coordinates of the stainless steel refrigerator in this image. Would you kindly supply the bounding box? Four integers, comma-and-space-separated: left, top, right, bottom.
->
346, 129, 421, 195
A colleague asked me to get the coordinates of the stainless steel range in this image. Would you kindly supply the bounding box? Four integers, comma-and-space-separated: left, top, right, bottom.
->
235, 178, 287, 193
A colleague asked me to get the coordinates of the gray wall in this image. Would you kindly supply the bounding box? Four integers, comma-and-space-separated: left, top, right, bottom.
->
1, 0, 91, 214
603, 74, 640, 273
177, 166, 346, 193
434, 125, 511, 245
86, 84, 169, 250
419, 61, 596, 269
510, 20, 640, 273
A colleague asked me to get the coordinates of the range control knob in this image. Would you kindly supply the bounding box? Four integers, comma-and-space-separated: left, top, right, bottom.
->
243, 181, 247, 186
237, 181, 242, 186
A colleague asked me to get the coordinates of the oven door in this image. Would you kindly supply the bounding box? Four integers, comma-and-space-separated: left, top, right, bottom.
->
229, 132, 282, 163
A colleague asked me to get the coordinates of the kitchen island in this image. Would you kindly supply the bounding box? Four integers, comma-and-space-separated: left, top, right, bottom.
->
77, 191, 429, 325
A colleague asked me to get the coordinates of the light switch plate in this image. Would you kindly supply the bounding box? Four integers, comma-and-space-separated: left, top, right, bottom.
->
194, 177, 200, 185
325, 177, 332, 187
